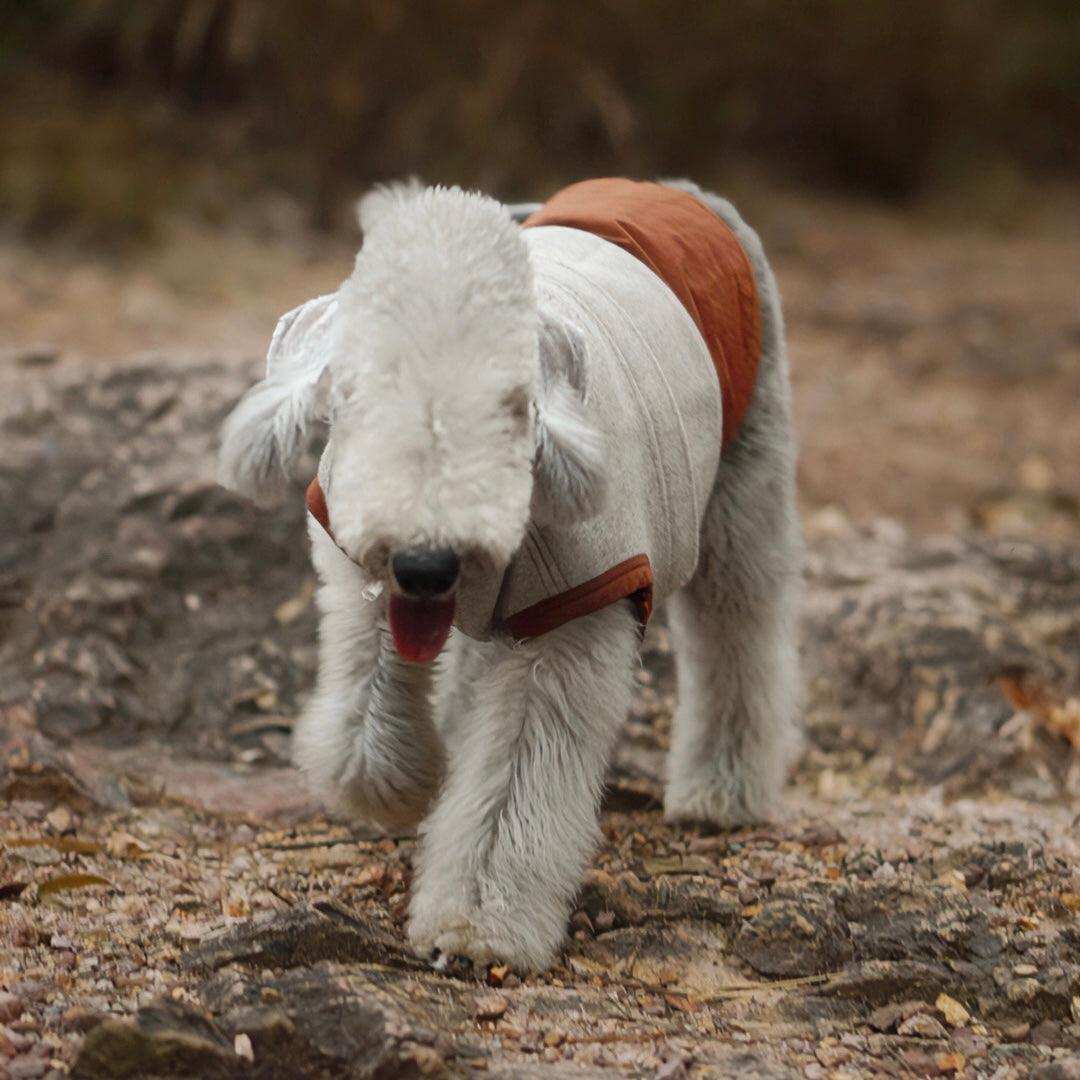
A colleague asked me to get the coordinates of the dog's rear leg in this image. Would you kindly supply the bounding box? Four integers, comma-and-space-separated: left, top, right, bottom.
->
659, 182, 803, 829
664, 414, 802, 829
292, 525, 445, 831
408, 602, 639, 971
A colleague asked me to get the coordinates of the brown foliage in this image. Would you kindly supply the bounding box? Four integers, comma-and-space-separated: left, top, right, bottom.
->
2, 0, 1079, 237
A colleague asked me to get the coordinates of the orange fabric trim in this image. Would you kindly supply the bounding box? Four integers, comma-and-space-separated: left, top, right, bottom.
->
307, 475, 652, 641
523, 178, 762, 448
505, 554, 654, 641
306, 477, 331, 535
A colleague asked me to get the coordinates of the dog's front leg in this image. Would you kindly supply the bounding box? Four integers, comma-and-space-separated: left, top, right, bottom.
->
408, 602, 639, 971
292, 526, 445, 831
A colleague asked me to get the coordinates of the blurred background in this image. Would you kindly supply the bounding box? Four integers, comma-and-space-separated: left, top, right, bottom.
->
2, 0, 1079, 534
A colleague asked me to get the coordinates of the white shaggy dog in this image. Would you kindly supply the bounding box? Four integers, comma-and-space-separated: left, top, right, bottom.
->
218, 178, 801, 971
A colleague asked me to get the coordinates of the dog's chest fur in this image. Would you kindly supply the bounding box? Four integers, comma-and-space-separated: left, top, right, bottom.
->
455, 221, 727, 641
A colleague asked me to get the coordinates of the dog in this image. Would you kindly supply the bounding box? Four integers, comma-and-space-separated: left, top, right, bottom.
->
218, 178, 802, 970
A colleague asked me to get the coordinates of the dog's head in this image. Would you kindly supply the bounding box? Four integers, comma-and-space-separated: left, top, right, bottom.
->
218, 183, 607, 659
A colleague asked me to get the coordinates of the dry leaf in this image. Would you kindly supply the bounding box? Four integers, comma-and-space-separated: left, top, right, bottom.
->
6, 836, 102, 856
228, 715, 294, 738
936, 1051, 966, 1074
38, 872, 111, 897
699, 973, 830, 1001
275, 579, 315, 624
642, 855, 714, 877
999, 679, 1080, 750
107, 832, 151, 859
936, 992, 971, 1027
1044, 698, 1080, 750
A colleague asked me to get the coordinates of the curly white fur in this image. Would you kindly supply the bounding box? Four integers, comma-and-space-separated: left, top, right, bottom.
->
218, 180, 802, 972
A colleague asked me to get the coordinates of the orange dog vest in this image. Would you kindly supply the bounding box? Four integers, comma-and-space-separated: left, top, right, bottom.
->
522, 178, 761, 450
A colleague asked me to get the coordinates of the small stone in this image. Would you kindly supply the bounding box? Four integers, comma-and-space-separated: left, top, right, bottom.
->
867, 1000, 932, 1033
1007, 977, 1040, 1004
44, 806, 74, 833
7, 1056, 48, 1080
1, 1027, 33, 1053
234, 1032, 254, 1062
407, 1045, 445, 1074
15, 846, 60, 867
543, 1030, 565, 1048
897, 1014, 948, 1039
903, 1049, 947, 1075
1030, 1020, 1066, 1047
473, 993, 508, 1021
815, 1042, 852, 1067
1000, 1021, 1030, 1041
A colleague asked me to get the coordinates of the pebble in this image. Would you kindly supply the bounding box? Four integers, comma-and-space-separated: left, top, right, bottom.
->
43, 806, 73, 834
7, 1057, 48, 1080
1007, 978, 1040, 1004
0, 1028, 33, 1054
233, 1033, 254, 1063
0, 994, 23, 1024
897, 1014, 949, 1039
473, 993, 508, 1021
408, 1045, 444, 1074
1000, 1021, 1030, 1041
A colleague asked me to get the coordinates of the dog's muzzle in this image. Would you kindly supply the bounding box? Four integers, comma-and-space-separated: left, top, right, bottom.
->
306, 480, 458, 664
387, 547, 458, 664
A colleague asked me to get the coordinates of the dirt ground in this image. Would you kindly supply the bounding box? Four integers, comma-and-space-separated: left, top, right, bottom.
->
1, 192, 1079, 1078
4, 191, 1079, 539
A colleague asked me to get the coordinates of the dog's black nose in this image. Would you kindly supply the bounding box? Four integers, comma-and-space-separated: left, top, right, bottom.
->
391, 547, 460, 597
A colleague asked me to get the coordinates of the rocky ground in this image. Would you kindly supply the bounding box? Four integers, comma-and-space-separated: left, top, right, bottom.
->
1, 200, 1079, 1077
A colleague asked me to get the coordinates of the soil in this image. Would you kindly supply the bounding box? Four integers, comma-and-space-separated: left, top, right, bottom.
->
1, 194, 1078, 1077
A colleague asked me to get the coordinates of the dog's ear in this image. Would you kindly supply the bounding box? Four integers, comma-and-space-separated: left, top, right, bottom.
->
217, 293, 338, 505
531, 310, 608, 526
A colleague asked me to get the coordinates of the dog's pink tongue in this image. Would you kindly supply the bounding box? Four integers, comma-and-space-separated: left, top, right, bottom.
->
388, 593, 455, 663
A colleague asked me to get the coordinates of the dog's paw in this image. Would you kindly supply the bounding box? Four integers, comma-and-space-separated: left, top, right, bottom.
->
408, 909, 559, 973
664, 773, 776, 831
